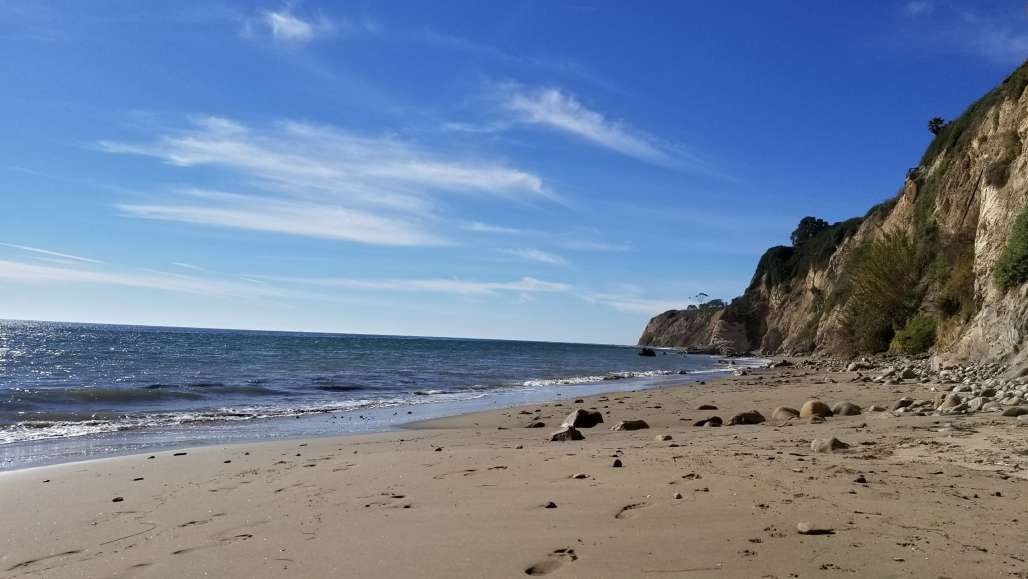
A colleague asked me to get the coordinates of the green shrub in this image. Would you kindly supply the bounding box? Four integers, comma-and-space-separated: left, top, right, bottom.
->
890, 316, 937, 354
994, 207, 1028, 290
840, 232, 923, 352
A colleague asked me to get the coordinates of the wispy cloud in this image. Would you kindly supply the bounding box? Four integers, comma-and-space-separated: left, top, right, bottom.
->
459, 221, 539, 235
116, 190, 446, 246
560, 239, 630, 252
0, 242, 103, 264
253, 275, 570, 296
498, 85, 706, 171
100, 116, 557, 245
582, 292, 697, 315
0, 259, 302, 299
172, 262, 206, 271
899, 2, 1028, 65
499, 248, 567, 266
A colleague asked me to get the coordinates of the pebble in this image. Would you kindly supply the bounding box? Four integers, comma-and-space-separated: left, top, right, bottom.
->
796, 522, 834, 535
612, 459, 623, 468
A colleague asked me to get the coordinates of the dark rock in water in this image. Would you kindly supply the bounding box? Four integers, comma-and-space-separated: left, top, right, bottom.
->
550, 426, 584, 441
562, 409, 604, 428
610, 419, 650, 431
697, 404, 718, 410
729, 410, 766, 425
1001, 406, 1028, 417
832, 402, 862, 416
638, 347, 657, 357
800, 400, 833, 418
693, 416, 723, 427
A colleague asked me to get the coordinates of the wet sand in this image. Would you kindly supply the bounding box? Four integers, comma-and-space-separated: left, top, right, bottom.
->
2, 362, 1026, 578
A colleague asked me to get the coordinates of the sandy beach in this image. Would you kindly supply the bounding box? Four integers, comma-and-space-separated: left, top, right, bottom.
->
3, 360, 1027, 578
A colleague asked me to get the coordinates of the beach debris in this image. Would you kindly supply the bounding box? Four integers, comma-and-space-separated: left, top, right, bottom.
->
800, 400, 833, 418
811, 437, 850, 453
612, 458, 623, 468
562, 409, 604, 428
550, 426, 585, 441
610, 419, 650, 431
796, 522, 834, 535
729, 410, 766, 425
655, 434, 672, 441
771, 407, 800, 422
697, 404, 718, 410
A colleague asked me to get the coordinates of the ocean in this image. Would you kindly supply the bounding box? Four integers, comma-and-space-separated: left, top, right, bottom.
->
0, 320, 764, 469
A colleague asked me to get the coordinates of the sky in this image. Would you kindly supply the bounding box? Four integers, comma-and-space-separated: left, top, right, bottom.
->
0, 1, 1025, 344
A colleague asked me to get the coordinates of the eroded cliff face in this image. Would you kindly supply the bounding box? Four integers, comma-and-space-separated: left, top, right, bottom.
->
641, 60, 1028, 364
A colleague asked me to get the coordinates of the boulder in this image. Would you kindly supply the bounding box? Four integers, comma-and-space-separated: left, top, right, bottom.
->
562, 409, 604, 428
729, 410, 766, 425
847, 361, 872, 372
1001, 406, 1028, 417
693, 416, 722, 427
610, 419, 650, 431
549, 426, 585, 441
891, 397, 914, 411
811, 437, 850, 453
771, 406, 800, 422
831, 402, 862, 416
638, 348, 657, 357
800, 399, 833, 418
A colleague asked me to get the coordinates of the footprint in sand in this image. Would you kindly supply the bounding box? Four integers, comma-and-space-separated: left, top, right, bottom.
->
524, 548, 578, 575
614, 502, 650, 520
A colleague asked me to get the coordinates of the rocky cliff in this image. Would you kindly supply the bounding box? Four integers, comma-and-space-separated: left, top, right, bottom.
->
641, 59, 1028, 364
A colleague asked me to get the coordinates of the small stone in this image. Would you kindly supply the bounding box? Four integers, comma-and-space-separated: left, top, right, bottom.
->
610, 419, 650, 431
697, 404, 718, 410
655, 434, 672, 441
434, 447, 443, 452
866, 404, 886, 412
800, 400, 833, 418
571, 473, 589, 479
854, 475, 867, 484
771, 407, 800, 422
611, 458, 624, 468
729, 410, 766, 425
112, 497, 124, 503
544, 501, 557, 509
694, 416, 723, 427
673, 492, 683, 500
811, 437, 850, 453
550, 426, 585, 441
562, 409, 604, 428
527, 421, 546, 428
831, 402, 862, 416
891, 398, 914, 411
796, 522, 834, 535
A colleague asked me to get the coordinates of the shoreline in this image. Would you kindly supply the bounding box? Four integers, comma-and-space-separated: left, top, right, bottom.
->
5, 359, 1027, 577
0, 358, 761, 472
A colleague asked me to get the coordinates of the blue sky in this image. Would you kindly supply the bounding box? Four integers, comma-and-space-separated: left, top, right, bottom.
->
0, 1, 1025, 343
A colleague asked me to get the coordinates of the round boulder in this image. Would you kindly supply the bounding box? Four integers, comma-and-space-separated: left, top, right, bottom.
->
771, 407, 800, 422
562, 409, 604, 429
729, 410, 766, 425
800, 399, 833, 418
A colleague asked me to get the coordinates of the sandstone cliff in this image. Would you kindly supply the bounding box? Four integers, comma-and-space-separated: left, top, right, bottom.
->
641, 59, 1028, 364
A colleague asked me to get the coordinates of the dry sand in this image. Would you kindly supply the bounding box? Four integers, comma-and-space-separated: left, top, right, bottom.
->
3, 362, 1028, 578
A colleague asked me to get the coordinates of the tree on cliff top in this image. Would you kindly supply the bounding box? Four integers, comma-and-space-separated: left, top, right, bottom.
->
790, 216, 830, 246
928, 117, 946, 135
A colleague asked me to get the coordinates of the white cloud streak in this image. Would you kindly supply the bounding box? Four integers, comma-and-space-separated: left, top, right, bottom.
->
253, 275, 570, 296
499, 248, 567, 266
583, 292, 697, 315
0, 242, 103, 264
100, 116, 557, 245
900, 3, 1028, 64
116, 190, 446, 247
